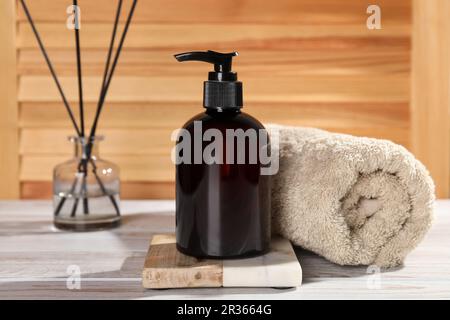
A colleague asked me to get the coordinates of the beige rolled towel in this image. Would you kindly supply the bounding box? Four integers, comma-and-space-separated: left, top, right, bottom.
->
268, 124, 435, 268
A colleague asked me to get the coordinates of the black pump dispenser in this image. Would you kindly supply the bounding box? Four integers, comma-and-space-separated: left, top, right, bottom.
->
174, 50, 243, 109
174, 49, 270, 259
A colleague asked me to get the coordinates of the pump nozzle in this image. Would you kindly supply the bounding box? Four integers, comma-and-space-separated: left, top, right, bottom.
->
174, 50, 243, 109
174, 50, 239, 81
174, 50, 238, 73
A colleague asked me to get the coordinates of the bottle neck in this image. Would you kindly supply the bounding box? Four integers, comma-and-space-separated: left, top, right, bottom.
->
70, 136, 101, 159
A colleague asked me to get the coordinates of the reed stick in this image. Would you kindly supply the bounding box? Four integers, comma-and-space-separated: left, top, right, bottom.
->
21, 0, 135, 219
72, 0, 89, 215
19, 0, 81, 137
56, 0, 129, 217
89, 0, 138, 141
74, 0, 126, 216
79, 0, 136, 217
54, 177, 78, 216
100, 0, 123, 99
73, 0, 85, 138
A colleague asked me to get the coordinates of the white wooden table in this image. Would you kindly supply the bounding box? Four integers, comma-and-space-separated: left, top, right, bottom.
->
0, 200, 449, 300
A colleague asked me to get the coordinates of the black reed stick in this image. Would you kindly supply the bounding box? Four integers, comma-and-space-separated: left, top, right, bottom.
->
19, 0, 81, 137
100, 0, 123, 98
54, 177, 78, 216
69, 172, 83, 217
74, 0, 124, 215
73, 0, 85, 137
21, 0, 134, 218
80, 0, 137, 214
89, 0, 138, 140
56, 0, 129, 218
54, 156, 113, 217
82, 177, 89, 214
72, 0, 89, 216
20, 0, 92, 217
70, 195, 80, 217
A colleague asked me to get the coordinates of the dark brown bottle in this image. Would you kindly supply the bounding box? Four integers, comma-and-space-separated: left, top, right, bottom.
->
174, 51, 271, 258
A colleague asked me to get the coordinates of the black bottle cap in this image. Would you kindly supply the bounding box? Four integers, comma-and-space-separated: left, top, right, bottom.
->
174, 50, 243, 109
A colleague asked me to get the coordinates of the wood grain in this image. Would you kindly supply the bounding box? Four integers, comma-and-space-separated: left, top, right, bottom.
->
17, 118, 408, 183
20, 102, 409, 130
18, 75, 409, 103
142, 234, 302, 288
411, 0, 450, 198
0, 0, 19, 199
18, 99, 410, 185
0, 199, 449, 299
19, 102, 410, 152
142, 234, 223, 289
17, 48, 410, 76
14, 0, 415, 199
20, 128, 173, 155
16, 0, 411, 25
17, 22, 410, 50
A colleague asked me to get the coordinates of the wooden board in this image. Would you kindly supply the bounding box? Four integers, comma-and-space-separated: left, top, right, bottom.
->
142, 234, 302, 289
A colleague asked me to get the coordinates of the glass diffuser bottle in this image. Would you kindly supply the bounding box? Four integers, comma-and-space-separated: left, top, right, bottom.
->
53, 136, 121, 231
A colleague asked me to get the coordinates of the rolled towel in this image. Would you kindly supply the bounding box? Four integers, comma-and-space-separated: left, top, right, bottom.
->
268, 124, 435, 268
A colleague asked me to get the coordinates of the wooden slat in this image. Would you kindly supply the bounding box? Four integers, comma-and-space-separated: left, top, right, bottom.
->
21, 181, 175, 199
19, 102, 410, 147
0, 0, 19, 199
19, 126, 409, 158
20, 155, 174, 182
411, 0, 450, 198
18, 75, 409, 104
20, 102, 409, 129
17, 23, 410, 50
16, 0, 411, 25
20, 128, 172, 155
17, 48, 410, 76
18, 123, 409, 184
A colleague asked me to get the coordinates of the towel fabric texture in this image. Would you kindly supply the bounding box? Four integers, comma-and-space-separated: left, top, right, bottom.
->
268, 125, 435, 268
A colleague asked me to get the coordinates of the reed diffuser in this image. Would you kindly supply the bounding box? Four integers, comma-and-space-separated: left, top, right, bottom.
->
20, 0, 138, 231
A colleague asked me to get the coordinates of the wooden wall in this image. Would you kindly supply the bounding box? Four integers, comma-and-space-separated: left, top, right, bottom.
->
12, 0, 412, 198
411, 0, 450, 198
0, 0, 19, 199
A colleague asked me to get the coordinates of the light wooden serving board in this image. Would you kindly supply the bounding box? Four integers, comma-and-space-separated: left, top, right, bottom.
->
142, 234, 302, 289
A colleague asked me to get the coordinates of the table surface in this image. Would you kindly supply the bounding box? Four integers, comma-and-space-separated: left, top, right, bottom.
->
0, 200, 449, 300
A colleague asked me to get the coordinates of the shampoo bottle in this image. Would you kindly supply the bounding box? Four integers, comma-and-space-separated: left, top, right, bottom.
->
174, 50, 270, 258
